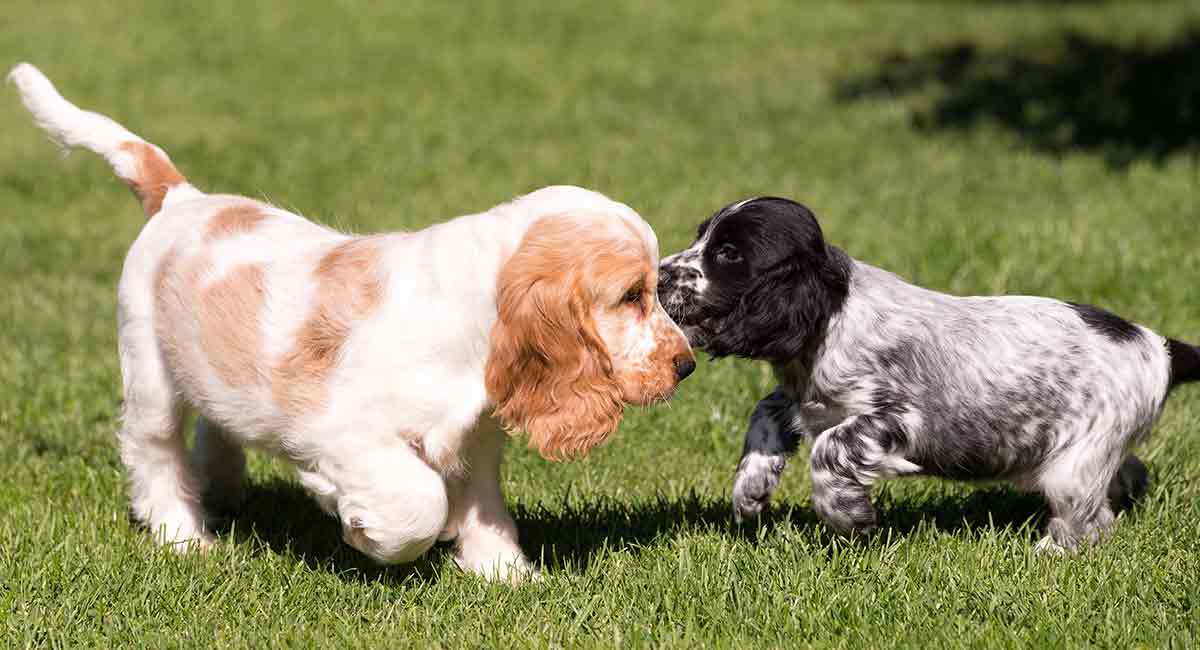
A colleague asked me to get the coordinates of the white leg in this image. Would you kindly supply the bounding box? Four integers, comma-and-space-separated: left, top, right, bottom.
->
118, 323, 211, 549
192, 417, 247, 515
444, 428, 533, 582
1035, 441, 1122, 552
328, 444, 448, 565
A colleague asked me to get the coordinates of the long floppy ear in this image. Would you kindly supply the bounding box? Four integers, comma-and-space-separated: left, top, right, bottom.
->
704, 246, 851, 362
485, 219, 625, 460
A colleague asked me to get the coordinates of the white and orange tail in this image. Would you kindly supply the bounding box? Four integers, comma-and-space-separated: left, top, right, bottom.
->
8, 62, 198, 218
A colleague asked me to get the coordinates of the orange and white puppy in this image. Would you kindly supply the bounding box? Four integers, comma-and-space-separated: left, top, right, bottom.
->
9, 63, 694, 580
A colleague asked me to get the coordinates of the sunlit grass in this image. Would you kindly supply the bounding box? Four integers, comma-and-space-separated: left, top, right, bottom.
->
1, 1, 1198, 646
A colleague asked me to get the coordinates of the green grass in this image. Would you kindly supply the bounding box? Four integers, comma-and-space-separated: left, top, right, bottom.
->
3, 1, 1200, 647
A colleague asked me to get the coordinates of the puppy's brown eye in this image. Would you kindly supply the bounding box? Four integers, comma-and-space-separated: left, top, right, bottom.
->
623, 288, 643, 305
715, 245, 742, 264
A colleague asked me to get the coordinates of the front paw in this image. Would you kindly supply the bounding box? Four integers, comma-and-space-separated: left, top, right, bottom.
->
455, 550, 538, 585
732, 453, 787, 523
453, 535, 536, 585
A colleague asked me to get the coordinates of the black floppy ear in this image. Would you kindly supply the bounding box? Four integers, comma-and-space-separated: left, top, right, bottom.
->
704, 249, 850, 362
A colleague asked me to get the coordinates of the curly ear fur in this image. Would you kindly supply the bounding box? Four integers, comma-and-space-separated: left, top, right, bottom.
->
485, 218, 626, 460
704, 245, 852, 363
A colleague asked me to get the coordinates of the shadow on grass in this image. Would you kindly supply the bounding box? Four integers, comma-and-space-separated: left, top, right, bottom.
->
210, 477, 1143, 580
875, 485, 1047, 541
511, 492, 744, 572
835, 27, 1200, 167
211, 479, 445, 587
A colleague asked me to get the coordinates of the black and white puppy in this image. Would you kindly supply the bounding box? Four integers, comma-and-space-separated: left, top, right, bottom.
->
658, 197, 1200, 550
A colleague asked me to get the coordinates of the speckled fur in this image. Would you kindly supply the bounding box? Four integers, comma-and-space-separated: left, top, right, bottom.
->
660, 197, 1191, 550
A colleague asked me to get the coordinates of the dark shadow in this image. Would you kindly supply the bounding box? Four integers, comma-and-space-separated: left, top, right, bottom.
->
211, 479, 445, 587
836, 27, 1200, 167
875, 485, 1048, 541
202, 478, 1145, 581
516, 485, 1053, 570
215, 483, 752, 578
511, 492, 750, 572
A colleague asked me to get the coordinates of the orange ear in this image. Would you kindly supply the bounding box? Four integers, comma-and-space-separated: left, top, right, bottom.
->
485, 218, 625, 460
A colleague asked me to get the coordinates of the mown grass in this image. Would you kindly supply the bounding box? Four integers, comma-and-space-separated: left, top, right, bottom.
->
2, 1, 1199, 647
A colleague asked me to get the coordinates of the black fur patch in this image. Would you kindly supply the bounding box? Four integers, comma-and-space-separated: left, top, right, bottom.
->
1067, 302, 1142, 343
694, 198, 852, 363
1168, 338, 1200, 388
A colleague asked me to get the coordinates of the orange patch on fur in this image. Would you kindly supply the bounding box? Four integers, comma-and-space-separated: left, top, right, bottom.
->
272, 238, 386, 418
206, 204, 268, 240
154, 249, 266, 389
485, 215, 639, 461
119, 141, 186, 217
198, 264, 267, 387
153, 248, 181, 337
154, 249, 191, 377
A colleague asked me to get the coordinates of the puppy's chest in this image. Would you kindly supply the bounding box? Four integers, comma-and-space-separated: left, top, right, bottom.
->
773, 367, 852, 436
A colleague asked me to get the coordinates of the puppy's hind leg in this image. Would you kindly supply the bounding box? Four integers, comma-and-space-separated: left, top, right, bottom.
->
118, 325, 212, 549
732, 387, 801, 522
192, 417, 247, 517
1035, 441, 1123, 552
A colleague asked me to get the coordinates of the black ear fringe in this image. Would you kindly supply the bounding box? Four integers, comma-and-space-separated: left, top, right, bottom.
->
704, 246, 851, 363
1168, 338, 1200, 390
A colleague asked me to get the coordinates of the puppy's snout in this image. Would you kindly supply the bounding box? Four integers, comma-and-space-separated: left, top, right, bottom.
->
657, 267, 677, 294
673, 355, 696, 381
658, 264, 698, 290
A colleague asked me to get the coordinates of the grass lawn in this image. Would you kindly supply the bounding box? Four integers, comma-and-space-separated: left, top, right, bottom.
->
3, 1, 1200, 647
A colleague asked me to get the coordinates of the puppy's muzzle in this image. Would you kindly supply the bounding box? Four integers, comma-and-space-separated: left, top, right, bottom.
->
658, 264, 694, 291
657, 265, 699, 323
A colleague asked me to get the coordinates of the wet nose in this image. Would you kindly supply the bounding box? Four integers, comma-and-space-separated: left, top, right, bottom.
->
674, 355, 696, 381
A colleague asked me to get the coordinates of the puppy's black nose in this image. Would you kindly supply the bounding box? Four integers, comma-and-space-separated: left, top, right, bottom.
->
674, 355, 696, 381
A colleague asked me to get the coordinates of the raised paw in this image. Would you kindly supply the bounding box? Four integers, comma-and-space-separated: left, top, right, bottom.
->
810, 479, 878, 535
732, 453, 787, 523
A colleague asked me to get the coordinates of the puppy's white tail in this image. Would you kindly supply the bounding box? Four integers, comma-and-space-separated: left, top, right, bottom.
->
8, 62, 194, 218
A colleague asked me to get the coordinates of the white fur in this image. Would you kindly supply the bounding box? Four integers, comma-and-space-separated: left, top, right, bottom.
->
11, 63, 687, 581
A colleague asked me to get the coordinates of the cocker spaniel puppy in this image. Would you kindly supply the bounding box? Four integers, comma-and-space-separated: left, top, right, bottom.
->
11, 63, 694, 579
658, 196, 1199, 551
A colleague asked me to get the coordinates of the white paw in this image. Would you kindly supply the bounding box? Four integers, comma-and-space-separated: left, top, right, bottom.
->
456, 551, 538, 585
732, 453, 787, 523
162, 529, 217, 553
1034, 536, 1067, 555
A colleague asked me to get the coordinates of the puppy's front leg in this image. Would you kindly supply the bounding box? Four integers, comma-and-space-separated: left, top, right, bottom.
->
732, 387, 803, 523
809, 414, 920, 534
443, 427, 535, 583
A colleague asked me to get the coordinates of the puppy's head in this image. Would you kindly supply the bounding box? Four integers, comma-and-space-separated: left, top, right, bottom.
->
486, 188, 694, 460
657, 197, 850, 362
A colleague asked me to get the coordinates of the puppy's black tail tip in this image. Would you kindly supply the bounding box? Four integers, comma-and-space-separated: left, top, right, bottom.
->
1167, 338, 1200, 389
